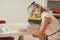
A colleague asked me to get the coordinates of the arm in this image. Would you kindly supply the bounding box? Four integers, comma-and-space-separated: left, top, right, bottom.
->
38, 17, 52, 36
19, 17, 52, 37
26, 17, 52, 36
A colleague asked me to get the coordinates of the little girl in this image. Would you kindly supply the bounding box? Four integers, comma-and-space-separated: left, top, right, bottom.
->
20, 2, 60, 40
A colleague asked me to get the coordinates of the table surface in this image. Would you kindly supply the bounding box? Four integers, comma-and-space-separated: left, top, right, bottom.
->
0, 23, 29, 37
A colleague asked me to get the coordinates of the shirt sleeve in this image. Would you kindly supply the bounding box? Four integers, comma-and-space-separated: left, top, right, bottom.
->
41, 12, 52, 19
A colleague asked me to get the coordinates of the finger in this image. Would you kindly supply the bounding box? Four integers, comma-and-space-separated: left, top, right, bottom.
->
26, 26, 32, 29
19, 29, 27, 32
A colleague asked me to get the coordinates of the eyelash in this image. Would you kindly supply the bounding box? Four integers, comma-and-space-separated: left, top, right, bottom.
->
32, 10, 35, 13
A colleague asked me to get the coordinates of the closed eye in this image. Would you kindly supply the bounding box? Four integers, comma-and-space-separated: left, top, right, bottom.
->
32, 9, 35, 13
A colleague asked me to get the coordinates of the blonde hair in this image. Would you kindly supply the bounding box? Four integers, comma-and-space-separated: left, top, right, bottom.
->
27, 2, 46, 13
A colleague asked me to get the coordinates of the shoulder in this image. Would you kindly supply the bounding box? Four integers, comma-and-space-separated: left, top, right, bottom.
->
41, 11, 52, 18
41, 11, 51, 16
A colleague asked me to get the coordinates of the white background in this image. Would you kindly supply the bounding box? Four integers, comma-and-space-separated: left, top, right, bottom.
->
0, 0, 47, 23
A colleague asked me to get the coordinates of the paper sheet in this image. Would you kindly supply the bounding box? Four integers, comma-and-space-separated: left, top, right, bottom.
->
1, 23, 27, 34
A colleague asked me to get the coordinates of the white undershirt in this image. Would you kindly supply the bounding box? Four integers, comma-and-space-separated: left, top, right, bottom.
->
41, 11, 60, 35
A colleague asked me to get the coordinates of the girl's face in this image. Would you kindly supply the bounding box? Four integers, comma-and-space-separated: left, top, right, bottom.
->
28, 6, 42, 17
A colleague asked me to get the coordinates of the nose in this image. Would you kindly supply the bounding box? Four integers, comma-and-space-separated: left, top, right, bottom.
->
33, 11, 38, 15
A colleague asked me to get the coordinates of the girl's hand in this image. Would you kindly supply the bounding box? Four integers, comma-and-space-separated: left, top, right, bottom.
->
18, 26, 31, 32
18, 28, 41, 38
19, 28, 27, 32
18, 26, 30, 32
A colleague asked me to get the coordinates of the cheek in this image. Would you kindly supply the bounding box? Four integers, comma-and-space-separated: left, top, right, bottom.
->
28, 10, 32, 14
36, 11, 41, 15
36, 9, 41, 13
28, 8, 32, 13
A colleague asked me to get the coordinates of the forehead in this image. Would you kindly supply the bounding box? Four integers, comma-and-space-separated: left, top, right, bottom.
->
29, 6, 35, 10
28, 6, 41, 12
